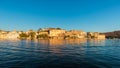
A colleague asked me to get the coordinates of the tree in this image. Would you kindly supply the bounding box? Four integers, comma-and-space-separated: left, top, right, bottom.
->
37, 34, 49, 39
28, 31, 36, 40
19, 33, 29, 39
56, 28, 61, 30
37, 28, 42, 32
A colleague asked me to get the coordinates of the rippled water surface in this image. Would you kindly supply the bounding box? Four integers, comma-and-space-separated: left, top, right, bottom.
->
0, 39, 120, 68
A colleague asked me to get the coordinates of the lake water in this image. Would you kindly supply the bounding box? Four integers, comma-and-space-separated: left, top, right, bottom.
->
0, 39, 120, 68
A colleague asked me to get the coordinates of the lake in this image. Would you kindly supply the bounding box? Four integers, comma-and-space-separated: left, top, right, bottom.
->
0, 39, 120, 68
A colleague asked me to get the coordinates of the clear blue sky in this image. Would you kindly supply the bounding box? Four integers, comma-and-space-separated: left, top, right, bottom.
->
0, 0, 120, 32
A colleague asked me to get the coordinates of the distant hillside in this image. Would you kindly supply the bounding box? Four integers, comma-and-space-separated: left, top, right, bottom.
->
103, 31, 120, 38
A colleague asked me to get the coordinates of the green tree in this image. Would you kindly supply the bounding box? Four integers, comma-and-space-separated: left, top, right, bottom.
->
37, 28, 42, 32
28, 31, 36, 40
56, 28, 61, 30
37, 34, 49, 39
19, 33, 29, 39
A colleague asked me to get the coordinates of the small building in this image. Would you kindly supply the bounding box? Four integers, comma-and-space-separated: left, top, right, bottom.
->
87, 32, 105, 39
38, 31, 49, 35
0, 31, 8, 39
65, 30, 86, 39
7, 31, 19, 39
49, 29, 66, 39
97, 35, 105, 39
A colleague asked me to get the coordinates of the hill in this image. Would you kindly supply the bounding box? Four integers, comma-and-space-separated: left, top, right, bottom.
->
103, 31, 120, 38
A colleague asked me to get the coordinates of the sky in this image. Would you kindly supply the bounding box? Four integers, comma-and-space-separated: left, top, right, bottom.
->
0, 0, 120, 32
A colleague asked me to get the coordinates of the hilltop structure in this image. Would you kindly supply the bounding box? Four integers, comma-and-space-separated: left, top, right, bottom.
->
0, 28, 106, 40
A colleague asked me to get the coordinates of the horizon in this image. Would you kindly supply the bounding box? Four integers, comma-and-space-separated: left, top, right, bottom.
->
1, 27, 120, 33
0, 0, 120, 32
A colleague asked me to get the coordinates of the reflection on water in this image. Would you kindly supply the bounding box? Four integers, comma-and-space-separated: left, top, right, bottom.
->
37, 39, 87, 46
87, 39, 105, 46
0, 39, 120, 68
